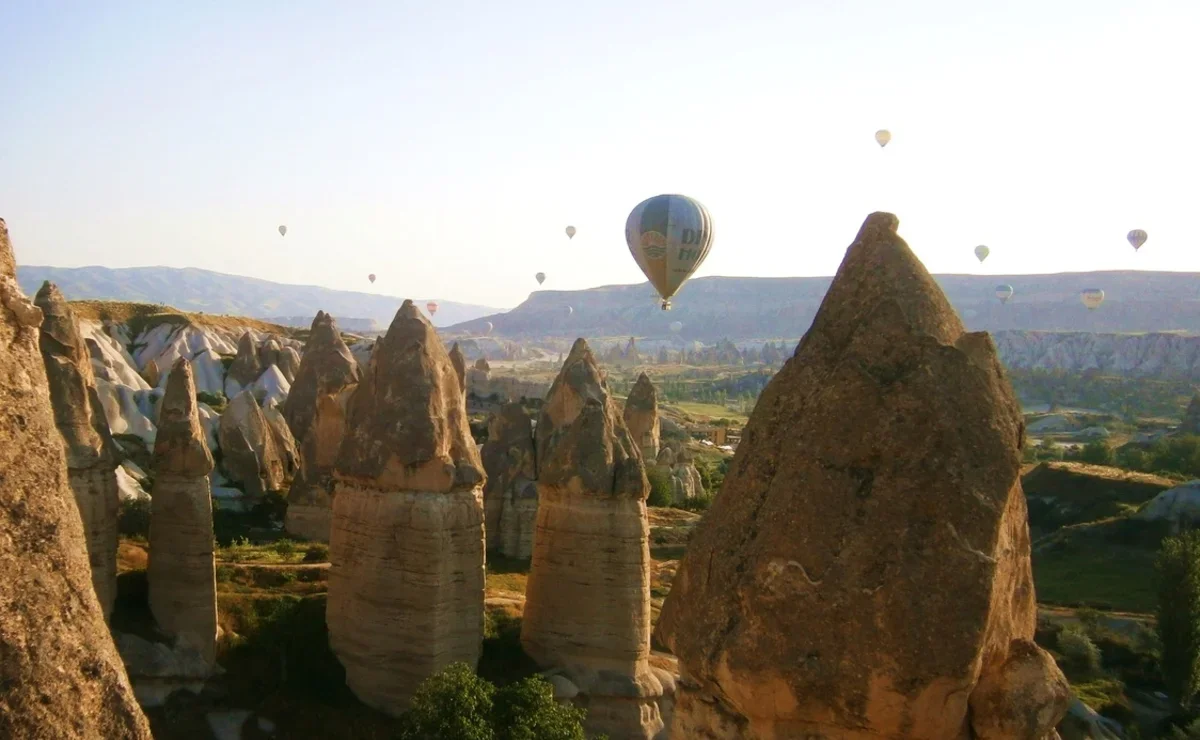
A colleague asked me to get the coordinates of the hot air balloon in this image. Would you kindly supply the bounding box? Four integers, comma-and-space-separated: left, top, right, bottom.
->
565, 226, 576, 239
536, 272, 546, 285
669, 321, 683, 333
1128, 229, 1148, 251
1080, 288, 1105, 311
278, 225, 287, 237
483, 321, 493, 335
426, 301, 438, 316
368, 273, 376, 284
566, 306, 574, 316
875, 129, 891, 147
974, 245, 990, 263
625, 194, 714, 310
995, 284, 1014, 304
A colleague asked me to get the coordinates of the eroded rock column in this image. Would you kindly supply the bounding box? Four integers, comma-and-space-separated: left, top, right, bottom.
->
283, 311, 360, 541
521, 339, 666, 740
655, 212, 1071, 739
34, 281, 122, 621
149, 358, 218, 667
480, 402, 538, 558
623, 372, 660, 462
327, 300, 486, 715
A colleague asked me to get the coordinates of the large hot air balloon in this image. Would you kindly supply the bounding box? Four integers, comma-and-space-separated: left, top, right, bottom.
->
625, 194, 713, 310
974, 245, 990, 263
1128, 229, 1148, 251
483, 321, 493, 335
875, 129, 891, 147
536, 272, 546, 285
565, 226, 576, 239
669, 321, 683, 333
426, 301, 438, 316
1080, 288, 1105, 310
278, 225, 287, 237
566, 305, 574, 316
995, 284, 1014, 304
368, 273, 376, 284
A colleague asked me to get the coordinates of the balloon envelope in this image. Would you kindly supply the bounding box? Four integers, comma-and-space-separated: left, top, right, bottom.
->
625, 194, 714, 310
1128, 229, 1148, 250
875, 129, 891, 147
536, 272, 546, 285
483, 321, 493, 334
1081, 288, 1105, 310
566, 306, 574, 316
426, 301, 438, 315
278, 225, 287, 237
974, 245, 990, 263
565, 226, 576, 239
669, 321, 683, 333
995, 284, 1014, 304
368, 273, 376, 284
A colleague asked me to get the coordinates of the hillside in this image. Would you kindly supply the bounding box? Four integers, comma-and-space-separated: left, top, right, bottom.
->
447, 271, 1200, 340
16, 265, 501, 328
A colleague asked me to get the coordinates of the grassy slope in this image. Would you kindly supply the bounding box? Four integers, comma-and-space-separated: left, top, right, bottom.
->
70, 299, 298, 337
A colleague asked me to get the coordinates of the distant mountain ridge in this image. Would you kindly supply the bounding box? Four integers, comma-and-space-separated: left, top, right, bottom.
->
446, 272, 1200, 340
16, 265, 502, 328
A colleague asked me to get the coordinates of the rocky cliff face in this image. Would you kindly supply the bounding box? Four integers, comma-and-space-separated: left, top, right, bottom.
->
218, 390, 288, 497
480, 402, 538, 558
34, 281, 122, 621
522, 338, 667, 739
283, 311, 361, 541
450, 342, 467, 395
0, 218, 152, 738
655, 213, 1070, 739
992, 330, 1200, 380
327, 300, 486, 715
623, 372, 661, 462
149, 359, 218, 668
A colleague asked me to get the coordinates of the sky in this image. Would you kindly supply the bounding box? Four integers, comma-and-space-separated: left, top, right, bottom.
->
1, 0, 1197, 309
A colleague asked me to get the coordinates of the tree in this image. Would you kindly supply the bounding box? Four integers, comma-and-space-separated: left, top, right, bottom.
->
1079, 440, 1113, 466
645, 467, 673, 508
1157, 531, 1200, 711
493, 676, 589, 740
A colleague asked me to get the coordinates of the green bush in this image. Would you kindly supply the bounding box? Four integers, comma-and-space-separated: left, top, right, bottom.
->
492, 676, 589, 740
196, 390, 227, 412
118, 498, 151, 539
676, 492, 714, 513
303, 543, 329, 563
1058, 627, 1102, 676
1158, 530, 1200, 710
645, 467, 673, 508
1079, 440, 1114, 466
272, 539, 297, 558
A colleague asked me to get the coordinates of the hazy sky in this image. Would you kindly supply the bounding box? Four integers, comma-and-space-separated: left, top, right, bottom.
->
2, 0, 1196, 308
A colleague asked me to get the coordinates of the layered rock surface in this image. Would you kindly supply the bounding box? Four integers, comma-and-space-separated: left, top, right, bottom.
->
0, 218, 152, 738
149, 359, 218, 667
521, 339, 666, 740
623, 372, 661, 461
327, 300, 486, 715
34, 281, 122, 621
655, 213, 1070, 739
223, 331, 262, 396
480, 402, 538, 557
283, 311, 360, 541
218, 390, 288, 497
450, 342, 467, 395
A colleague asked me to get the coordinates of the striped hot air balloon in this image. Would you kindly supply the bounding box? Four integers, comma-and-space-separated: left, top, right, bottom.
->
625, 194, 714, 310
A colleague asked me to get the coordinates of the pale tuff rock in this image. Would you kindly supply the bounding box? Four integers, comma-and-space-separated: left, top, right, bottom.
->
450, 342, 467, 395
623, 372, 661, 462
655, 213, 1070, 739
656, 442, 704, 504
283, 311, 361, 541
258, 337, 283, 372
480, 402, 538, 557
218, 390, 287, 497
0, 218, 152, 739
149, 359, 218, 668
521, 338, 665, 740
327, 300, 486, 715
144, 358, 162, 388
34, 282, 122, 621
279, 345, 302, 383
223, 331, 261, 396
261, 398, 298, 480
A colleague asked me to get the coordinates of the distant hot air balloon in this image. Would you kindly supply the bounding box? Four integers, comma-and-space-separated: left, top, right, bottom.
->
278, 225, 287, 237
566, 306, 574, 316
1081, 288, 1105, 311
995, 284, 1014, 304
368, 273, 376, 284
1128, 229, 1148, 251
974, 245, 990, 263
565, 226, 576, 239
625, 194, 713, 310
426, 301, 438, 316
875, 129, 891, 147
483, 321, 493, 335
670, 321, 683, 333
536, 272, 546, 285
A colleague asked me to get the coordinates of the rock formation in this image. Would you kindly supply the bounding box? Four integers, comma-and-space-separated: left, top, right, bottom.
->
521, 339, 667, 739
279, 345, 302, 383
655, 213, 1071, 739
480, 402, 538, 557
34, 281, 122, 621
218, 390, 287, 497
623, 372, 661, 462
1183, 392, 1200, 435
261, 398, 298, 478
327, 300, 486, 715
450, 342, 467, 395
149, 359, 218, 668
258, 336, 283, 371
0, 218, 153, 738
283, 311, 361, 541
223, 331, 261, 395
144, 357, 161, 387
